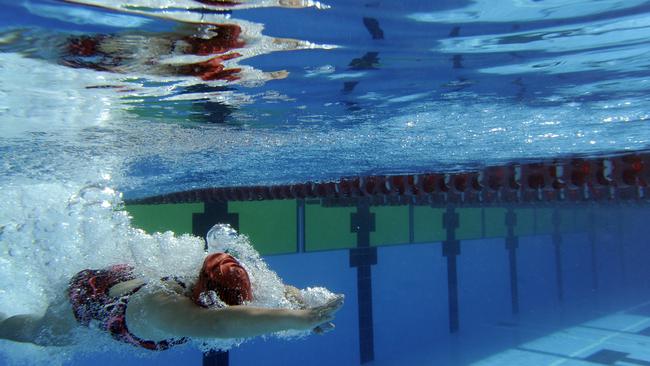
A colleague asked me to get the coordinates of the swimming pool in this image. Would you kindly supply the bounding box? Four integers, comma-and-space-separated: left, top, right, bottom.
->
2, 0, 650, 365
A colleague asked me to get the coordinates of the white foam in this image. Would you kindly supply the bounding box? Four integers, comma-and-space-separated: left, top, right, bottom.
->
0, 181, 192, 363
0, 183, 336, 362
0, 52, 337, 363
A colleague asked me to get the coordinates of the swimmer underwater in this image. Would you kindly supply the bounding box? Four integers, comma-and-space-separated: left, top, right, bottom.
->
0, 250, 344, 350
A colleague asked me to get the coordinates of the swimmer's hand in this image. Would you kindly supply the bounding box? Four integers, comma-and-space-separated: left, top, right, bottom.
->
298, 294, 344, 330
313, 321, 335, 335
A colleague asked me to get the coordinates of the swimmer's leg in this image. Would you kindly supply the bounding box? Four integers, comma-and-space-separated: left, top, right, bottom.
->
0, 304, 76, 346
0, 313, 43, 344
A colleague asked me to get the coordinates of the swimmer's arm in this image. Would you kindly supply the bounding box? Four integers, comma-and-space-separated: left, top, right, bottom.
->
141, 291, 343, 339
0, 305, 77, 347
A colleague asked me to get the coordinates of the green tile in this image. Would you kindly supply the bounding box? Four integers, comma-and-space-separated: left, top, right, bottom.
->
561, 208, 589, 233
535, 208, 553, 235
370, 206, 409, 246
228, 200, 297, 255
572, 208, 589, 232
305, 204, 356, 251
457, 208, 483, 240
513, 208, 536, 236
478, 208, 561, 238
126, 203, 204, 235
484, 208, 507, 238
483, 208, 567, 237
522, 207, 592, 237
413, 207, 445, 243
555, 209, 568, 232
558, 208, 584, 233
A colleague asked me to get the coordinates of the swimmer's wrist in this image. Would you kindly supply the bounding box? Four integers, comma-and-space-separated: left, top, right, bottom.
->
289, 309, 317, 330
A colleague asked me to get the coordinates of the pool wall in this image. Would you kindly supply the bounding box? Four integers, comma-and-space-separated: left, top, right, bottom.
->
67, 198, 650, 366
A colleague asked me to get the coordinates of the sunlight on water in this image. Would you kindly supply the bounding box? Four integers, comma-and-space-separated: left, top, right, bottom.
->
23, 1, 151, 27
4, 51, 650, 199
112, 92, 650, 197
3, 45, 650, 195
435, 13, 650, 76
409, 0, 646, 23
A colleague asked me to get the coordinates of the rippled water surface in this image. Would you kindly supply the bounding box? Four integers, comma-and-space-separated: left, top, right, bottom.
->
2, 0, 650, 197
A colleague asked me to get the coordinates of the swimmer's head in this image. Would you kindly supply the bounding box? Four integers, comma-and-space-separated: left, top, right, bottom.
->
191, 252, 253, 307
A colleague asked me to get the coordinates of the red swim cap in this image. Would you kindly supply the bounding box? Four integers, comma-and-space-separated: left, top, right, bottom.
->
191, 253, 253, 307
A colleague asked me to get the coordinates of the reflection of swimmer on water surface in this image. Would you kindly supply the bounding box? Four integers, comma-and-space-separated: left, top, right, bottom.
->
192, 0, 327, 9
170, 53, 288, 82
64, 0, 329, 13
0, 251, 343, 349
60, 23, 297, 85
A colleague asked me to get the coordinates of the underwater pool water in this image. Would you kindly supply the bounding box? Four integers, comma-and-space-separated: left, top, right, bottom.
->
2, 0, 650, 365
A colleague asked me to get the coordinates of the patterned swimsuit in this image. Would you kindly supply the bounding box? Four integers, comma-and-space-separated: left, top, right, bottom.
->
68, 264, 187, 351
